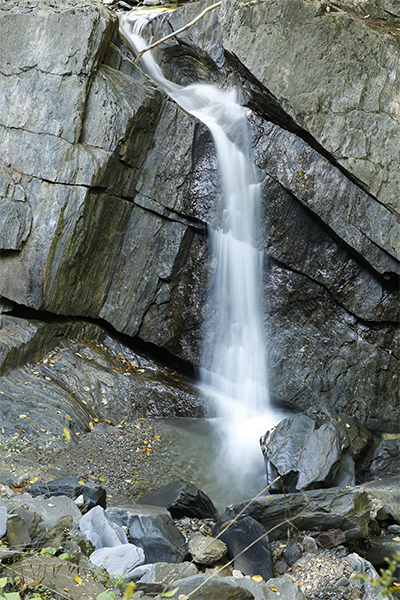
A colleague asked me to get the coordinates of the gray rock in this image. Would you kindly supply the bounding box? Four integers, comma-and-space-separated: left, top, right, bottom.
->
90, 544, 145, 577
369, 439, 400, 477
137, 479, 218, 519
215, 487, 372, 541
388, 525, 400, 534
106, 505, 187, 564
172, 574, 254, 599
21, 495, 82, 533
362, 476, 400, 523
6, 514, 31, 550
79, 506, 128, 550
301, 536, 318, 554
218, 516, 273, 581
260, 413, 342, 492
365, 536, 400, 569
0, 505, 7, 538
135, 562, 198, 593
188, 535, 227, 565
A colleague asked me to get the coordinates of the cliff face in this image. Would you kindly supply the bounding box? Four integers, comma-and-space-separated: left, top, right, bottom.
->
0, 0, 398, 427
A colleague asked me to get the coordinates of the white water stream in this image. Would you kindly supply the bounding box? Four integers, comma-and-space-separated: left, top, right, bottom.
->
120, 11, 284, 503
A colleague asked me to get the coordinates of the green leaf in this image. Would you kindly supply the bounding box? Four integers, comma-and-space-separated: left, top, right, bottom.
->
0, 578, 7, 590
162, 588, 179, 597
4, 593, 21, 600
40, 547, 57, 556
96, 592, 116, 600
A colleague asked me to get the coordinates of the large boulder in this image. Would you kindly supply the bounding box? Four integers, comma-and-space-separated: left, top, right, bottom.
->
136, 479, 218, 519
106, 505, 187, 564
214, 487, 372, 541
260, 405, 373, 492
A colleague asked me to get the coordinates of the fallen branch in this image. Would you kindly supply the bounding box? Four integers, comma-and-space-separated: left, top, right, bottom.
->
134, 1, 222, 64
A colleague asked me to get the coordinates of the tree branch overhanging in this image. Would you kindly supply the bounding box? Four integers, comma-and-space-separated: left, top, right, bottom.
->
134, 1, 222, 64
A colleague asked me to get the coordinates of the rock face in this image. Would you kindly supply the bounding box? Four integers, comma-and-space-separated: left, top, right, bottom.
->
0, 0, 399, 424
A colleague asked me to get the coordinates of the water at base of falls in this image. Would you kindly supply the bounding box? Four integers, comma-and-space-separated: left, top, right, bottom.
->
120, 11, 285, 504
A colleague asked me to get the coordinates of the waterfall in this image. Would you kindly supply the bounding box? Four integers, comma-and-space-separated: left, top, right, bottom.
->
120, 11, 283, 500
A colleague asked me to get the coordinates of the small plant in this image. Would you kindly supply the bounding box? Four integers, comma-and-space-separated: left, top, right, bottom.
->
352, 551, 400, 597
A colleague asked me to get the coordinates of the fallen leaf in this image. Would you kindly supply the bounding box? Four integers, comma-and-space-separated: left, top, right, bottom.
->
19, 414, 28, 419
393, 537, 400, 542
251, 575, 263, 582
63, 427, 71, 442
75, 575, 82, 586
66, 414, 72, 421
269, 586, 278, 592
29, 477, 38, 484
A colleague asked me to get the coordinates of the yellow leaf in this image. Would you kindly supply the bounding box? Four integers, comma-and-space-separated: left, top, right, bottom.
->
66, 414, 72, 421
29, 477, 38, 484
63, 427, 71, 441
251, 575, 263, 582
78, 480, 85, 485
89, 422, 94, 429
135, 481, 141, 484
393, 537, 400, 542
125, 479, 132, 483
269, 586, 278, 592
19, 414, 28, 419
75, 575, 82, 586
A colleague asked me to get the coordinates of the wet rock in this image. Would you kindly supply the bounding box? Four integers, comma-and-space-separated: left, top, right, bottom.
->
27, 477, 106, 510
260, 413, 342, 493
215, 487, 372, 541
218, 516, 273, 580
260, 406, 373, 493
137, 479, 218, 519
106, 505, 187, 564
90, 543, 145, 577
79, 505, 128, 550
188, 534, 227, 565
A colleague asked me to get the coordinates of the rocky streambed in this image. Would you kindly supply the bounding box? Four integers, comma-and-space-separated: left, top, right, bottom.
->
0, 407, 399, 600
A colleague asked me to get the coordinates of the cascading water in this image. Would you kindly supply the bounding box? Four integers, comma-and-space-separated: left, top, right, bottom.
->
120, 10, 283, 503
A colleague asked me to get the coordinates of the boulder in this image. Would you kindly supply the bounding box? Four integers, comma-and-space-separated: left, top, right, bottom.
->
188, 535, 227, 565
106, 505, 187, 564
11, 494, 81, 534
233, 576, 306, 600
365, 535, 400, 569
79, 505, 128, 550
134, 561, 198, 593
218, 516, 273, 581
171, 574, 254, 600
6, 514, 31, 550
136, 479, 218, 519
27, 477, 106, 510
215, 487, 372, 541
362, 476, 400, 524
90, 544, 145, 577
260, 405, 374, 492
368, 439, 400, 478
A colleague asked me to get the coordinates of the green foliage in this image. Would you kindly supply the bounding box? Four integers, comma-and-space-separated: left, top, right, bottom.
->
0, 576, 20, 600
